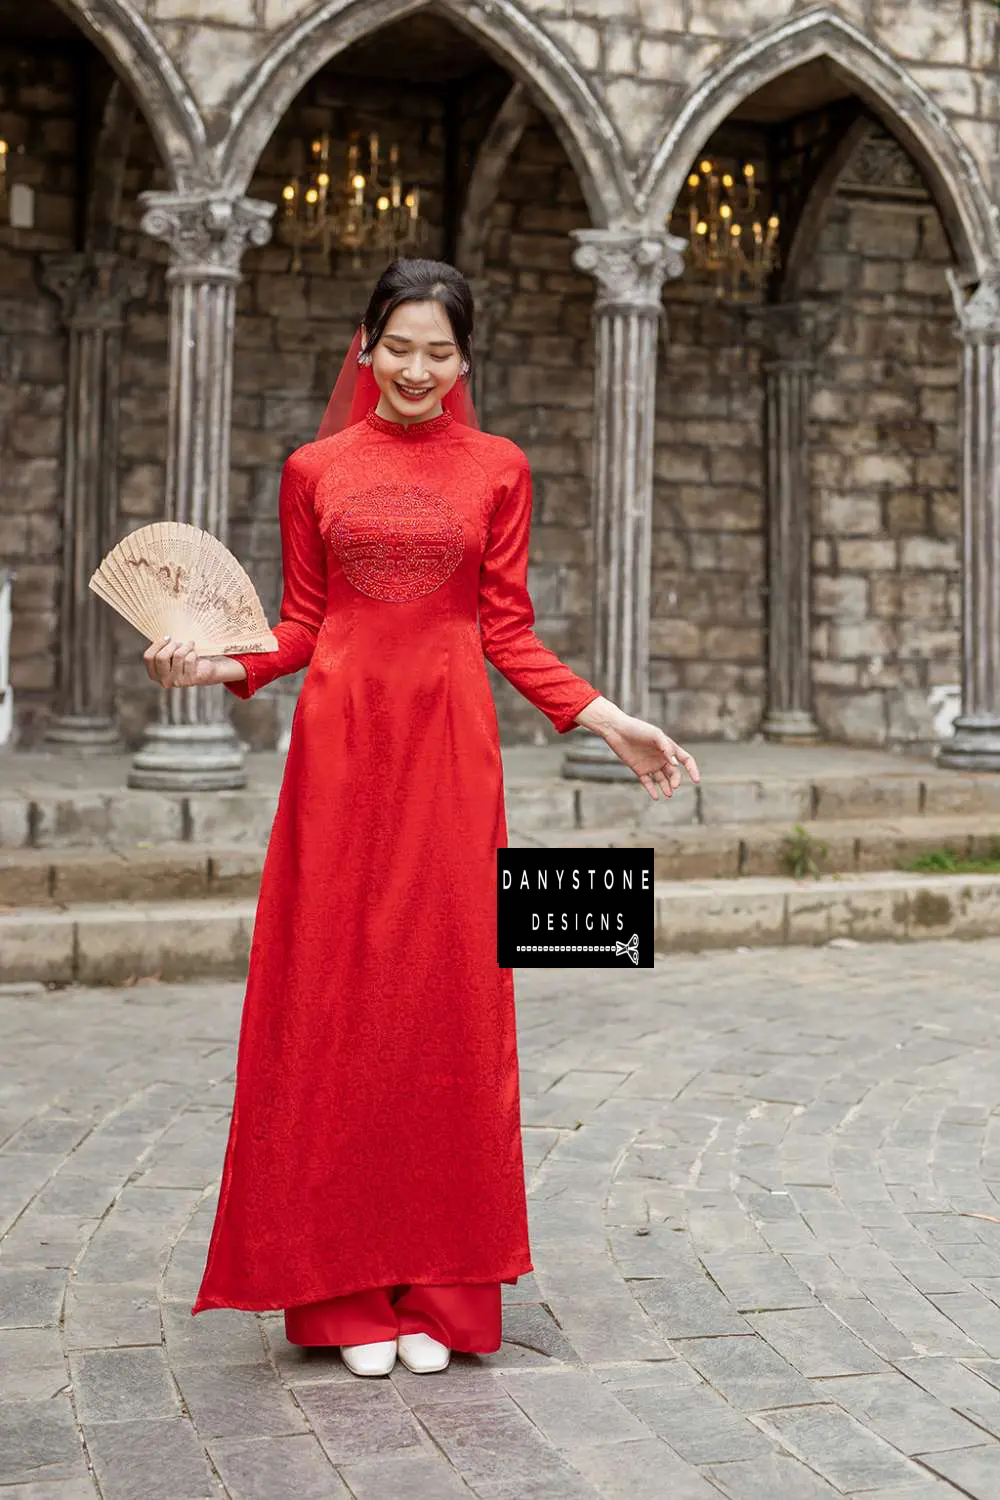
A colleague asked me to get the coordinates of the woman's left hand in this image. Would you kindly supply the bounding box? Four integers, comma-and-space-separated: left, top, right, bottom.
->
601, 711, 700, 801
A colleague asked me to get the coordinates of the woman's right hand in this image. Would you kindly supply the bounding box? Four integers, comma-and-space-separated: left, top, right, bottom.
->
143, 636, 249, 690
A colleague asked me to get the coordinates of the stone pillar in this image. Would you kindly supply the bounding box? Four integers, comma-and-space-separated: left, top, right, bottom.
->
563, 228, 686, 779
129, 192, 274, 791
940, 269, 1000, 770
41, 251, 148, 753
752, 302, 827, 744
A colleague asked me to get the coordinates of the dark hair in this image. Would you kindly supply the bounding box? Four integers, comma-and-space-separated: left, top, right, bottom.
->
360, 259, 474, 367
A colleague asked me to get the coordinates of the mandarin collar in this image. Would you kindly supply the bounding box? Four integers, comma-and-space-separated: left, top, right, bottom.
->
366, 407, 454, 439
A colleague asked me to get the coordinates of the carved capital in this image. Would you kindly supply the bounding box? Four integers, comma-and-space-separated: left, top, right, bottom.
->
744, 300, 837, 370
570, 228, 686, 314
949, 267, 1000, 343
41, 251, 148, 331
139, 192, 274, 283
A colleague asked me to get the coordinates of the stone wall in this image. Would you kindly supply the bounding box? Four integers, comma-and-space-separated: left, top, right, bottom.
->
802, 137, 961, 751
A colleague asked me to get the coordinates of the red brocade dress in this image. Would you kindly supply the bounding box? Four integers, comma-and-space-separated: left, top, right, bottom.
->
191, 406, 601, 1349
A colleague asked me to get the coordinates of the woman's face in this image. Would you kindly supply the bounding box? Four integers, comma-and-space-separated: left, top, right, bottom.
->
368, 298, 463, 424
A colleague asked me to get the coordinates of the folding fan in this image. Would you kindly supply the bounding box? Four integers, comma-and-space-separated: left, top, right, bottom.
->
88, 522, 279, 655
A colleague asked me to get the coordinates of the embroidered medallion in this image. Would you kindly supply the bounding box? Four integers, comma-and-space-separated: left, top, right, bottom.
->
327, 482, 465, 602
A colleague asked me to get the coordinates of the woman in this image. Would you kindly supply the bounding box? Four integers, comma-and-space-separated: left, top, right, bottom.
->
144, 259, 699, 1378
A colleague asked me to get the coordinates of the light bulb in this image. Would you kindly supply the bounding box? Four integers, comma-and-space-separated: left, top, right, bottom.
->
404, 192, 415, 208
0, 140, 8, 156
700, 159, 712, 174
317, 173, 329, 188
722, 173, 734, 188
719, 203, 732, 218
696, 221, 708, 235
305, 188, 318, 204
281, 184, 295, 201
744, 163, 755, 178
687, 172, 700, 188
768, 214, 780, 228
352, 174, 366, 191
730, 223, 741, 237
377, 195, 389, 211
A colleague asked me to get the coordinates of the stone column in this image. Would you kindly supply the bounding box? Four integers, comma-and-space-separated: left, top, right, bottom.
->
41, 251, 148, 753
751, 302, 828, 744
467, 276, 511, 432
563, 228, 686, 779
129, 192, 274, 790
939, 269, 1000, 770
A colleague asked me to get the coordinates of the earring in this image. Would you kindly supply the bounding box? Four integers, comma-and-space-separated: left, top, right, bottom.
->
357, 349, 372, 367
459, 359, 470, 377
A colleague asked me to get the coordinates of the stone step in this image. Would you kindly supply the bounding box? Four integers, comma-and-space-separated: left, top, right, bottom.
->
6, 763, 1000, 849
1, 815, 998, 909
2, 872, 999, 985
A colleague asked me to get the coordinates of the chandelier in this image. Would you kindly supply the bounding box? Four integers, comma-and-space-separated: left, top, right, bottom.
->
278, 131, 429, 273
678, 158, 780, 299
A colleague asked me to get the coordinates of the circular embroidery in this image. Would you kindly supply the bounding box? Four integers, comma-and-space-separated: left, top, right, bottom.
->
328, 482, 465, 603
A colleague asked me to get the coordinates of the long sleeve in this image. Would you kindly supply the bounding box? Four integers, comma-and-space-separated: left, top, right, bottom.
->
478, 451, 601, 735
225, 452, 328, 701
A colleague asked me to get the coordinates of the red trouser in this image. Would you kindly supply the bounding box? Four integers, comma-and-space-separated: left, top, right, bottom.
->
284, 1282, 502, 1353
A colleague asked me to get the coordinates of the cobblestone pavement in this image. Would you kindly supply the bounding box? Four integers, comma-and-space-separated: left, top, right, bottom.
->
5, 944, 1000, 1499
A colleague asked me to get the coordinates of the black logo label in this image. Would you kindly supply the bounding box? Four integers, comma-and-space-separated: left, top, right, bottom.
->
497, 848, 653, 968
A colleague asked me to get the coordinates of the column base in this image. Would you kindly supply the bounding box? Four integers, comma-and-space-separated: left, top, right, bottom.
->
45, 714, 124, 754
128, 721, 247, 790
937, 715, 1000, 773
560, 731, 634, 781
761, 709, 821, 745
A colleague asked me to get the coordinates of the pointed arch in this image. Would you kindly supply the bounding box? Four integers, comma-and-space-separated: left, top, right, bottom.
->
637, 6, 999, 279
50, 0, 205, 185
215, 0, 629, 228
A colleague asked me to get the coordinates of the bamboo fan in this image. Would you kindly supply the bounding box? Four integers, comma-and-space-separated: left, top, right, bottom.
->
88, 522, 279, 656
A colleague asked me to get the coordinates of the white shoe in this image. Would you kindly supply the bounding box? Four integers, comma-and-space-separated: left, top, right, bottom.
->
340, 1339, 397, 1377
397, 1332, 451, 1373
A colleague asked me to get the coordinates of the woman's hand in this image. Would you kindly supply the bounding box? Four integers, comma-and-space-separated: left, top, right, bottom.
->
143, 636, 248, 690
599, 709, 700, 801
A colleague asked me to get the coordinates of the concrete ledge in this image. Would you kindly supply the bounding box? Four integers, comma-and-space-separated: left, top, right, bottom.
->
4, 874, 1000, 985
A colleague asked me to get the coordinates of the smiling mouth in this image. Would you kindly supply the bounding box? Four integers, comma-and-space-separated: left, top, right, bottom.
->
395, 382, 434, 401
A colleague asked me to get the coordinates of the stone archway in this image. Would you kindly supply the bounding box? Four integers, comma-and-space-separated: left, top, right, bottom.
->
213, 0, 630, 231
638, 8, 999, 281
48, 0, 205, 187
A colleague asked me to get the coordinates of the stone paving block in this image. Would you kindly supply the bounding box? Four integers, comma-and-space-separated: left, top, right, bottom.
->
505, 781, 579, 833
83, 1417, 216, 1500
175, 1363, 308, 1439
920, 1444, 1000, 1498
677, 1334, 816, 1410
926, 1291, 1000, 1356
293, 1382, 427, 1464
408, 1395, 595, 1496
633, 1269, 749, 1339
336, 1451, 471, 1500
756, 1403, 926, 1491
0, 1481, 101, 1499
819, 1371, 988, 1454
0, 852, 51, 905
207, 1435, 351, 1500
0, 1327, 66, 1401
562, 1437, 723, 1500
698, 1251, 814, 1311
700, 1452, 841, 1499
71, 1347, 180, 1424
0, 1393, 83, 1485
749, 1305, 889, 1376
63, 1282, 161, 1351
614, 1378, 770, 1464
500, 1367, 651, 1448
161, 1303, 265, 1367
0, 1267, 65, 1328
